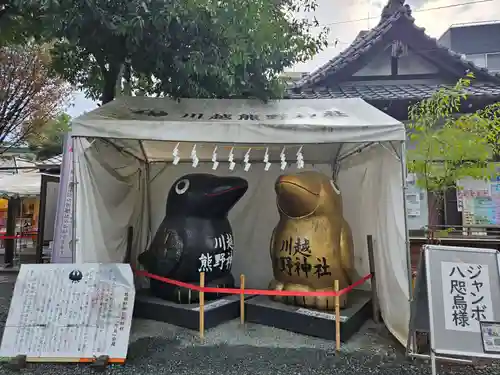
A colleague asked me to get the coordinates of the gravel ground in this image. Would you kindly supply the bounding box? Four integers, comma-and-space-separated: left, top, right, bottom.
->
0, 273, 498, 375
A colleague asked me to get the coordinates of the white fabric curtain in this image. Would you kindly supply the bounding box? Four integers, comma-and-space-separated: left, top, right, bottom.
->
73, 138, 149, 265
73, 139, 409, 346
338, 146, 409, 344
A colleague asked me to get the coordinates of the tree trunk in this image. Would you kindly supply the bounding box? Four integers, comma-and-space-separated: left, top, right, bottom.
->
101, 63, 121, 105
101, 76, 116, 105
123, 61, 132, 96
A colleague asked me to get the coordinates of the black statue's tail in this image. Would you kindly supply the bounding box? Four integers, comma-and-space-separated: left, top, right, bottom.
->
149, 273, 235, 304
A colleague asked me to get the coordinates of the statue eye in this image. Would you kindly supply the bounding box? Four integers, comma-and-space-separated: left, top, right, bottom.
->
175, 179, 190, 195
330, 180, 341, 195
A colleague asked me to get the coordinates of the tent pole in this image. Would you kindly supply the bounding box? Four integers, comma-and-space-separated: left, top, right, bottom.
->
138, 141, 153, 249
71, 136, 77, 263
400, 140, 412, 299
102, 139, 143, 163
145, 162, 152, 242
337, 142, 375, 163
401, 140, 416, 353
332, 144, 343, 180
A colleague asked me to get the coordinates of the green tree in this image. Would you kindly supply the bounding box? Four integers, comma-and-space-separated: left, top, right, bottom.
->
407, 73, 496, 234
0, 0, 43, 46
26, 112, 70, 159
464, 102, 500, 161
15, 0, 327, 104
0, 43, 71, 152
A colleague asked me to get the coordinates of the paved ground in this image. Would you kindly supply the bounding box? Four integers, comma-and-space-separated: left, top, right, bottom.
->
0, 274, 498, 375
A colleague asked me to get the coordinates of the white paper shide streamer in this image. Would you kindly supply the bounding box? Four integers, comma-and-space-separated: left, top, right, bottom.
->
228, 147, 236, 171
280, 147, 287, 170
264, 147, 271, 171
296, 146, 304, 169
191, 144, 199, 168
172, 142, 180, 165
212, 146, 219, 170
244, 148, 252, 172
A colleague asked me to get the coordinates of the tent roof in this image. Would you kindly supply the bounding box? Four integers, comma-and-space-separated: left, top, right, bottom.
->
72, 97, 405, 146
0, 156, 36, 172
0, 172, 43, 198
36, 154, 63, 168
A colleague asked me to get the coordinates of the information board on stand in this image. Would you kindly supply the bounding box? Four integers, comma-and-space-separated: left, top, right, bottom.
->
0, 264, 135, 364
51, 134, 74, 263
408, 244, 500, 374
456, 176, 500, 226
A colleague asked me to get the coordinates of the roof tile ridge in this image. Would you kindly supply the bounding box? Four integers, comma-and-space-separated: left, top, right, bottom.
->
404, 15, 500, 82
293, 15, 399, 89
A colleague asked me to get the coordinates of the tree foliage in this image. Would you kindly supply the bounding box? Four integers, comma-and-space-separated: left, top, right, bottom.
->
0, 0, 43, 46
0, 43, 71, 152
407, 73, 496, 199
26, 112, 70, 159
15, 0, 328, 104
464, 102, 500, 160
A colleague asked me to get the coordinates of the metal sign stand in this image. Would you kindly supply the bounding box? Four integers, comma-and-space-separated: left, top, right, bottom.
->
407, 244, 500, 374
407, 249, 471, 375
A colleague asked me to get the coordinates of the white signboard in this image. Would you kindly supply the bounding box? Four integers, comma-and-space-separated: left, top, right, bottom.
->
441, 262, 493, 332
191, 298, 234, 311
408, 245, 500, 375
405, 192, 421, 217
51, 134, 74, 263
481, 322, 500, 354
0, 264, 135, 362
296, 308, 347, 322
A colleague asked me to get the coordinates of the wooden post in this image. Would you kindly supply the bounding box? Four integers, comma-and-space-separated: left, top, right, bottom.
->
124, 226, 134, 264
199, 272, 205, 340
366, 235, 381, 324
4, 198, 20, 266
240, 274, 245, 324
334, 279, 340, 352
36, 175, 48, 263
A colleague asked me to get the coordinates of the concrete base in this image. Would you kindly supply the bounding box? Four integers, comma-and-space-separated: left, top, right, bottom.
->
245, 290, 372, 341
133, 289, 246, 330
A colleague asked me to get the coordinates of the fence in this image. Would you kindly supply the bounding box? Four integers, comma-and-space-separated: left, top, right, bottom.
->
134, 268, 373, 350
0, 233, 40, 267
410, 225, 500, 241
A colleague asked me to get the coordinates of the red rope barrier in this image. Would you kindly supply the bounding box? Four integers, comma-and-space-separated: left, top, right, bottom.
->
0, 234, 37, 240
133, 269, 372, 297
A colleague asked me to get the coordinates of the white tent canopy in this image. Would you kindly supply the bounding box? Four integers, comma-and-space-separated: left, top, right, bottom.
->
0, 157, 36, 176
36, 154, 63, 168
0, 172, 43, 198
73, 97, 405, 163
70, 97, 411, 345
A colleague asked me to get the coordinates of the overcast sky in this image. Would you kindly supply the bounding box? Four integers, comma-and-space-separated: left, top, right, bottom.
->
67, 0, 500, 118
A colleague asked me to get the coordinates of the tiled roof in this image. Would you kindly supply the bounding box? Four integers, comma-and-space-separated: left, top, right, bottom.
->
294, 4, 500, 89
35, 154, 62, 167
286, 83, 500, 101
0, 157, 36, 173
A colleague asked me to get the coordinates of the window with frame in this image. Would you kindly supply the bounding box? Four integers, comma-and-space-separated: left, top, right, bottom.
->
467, 53, 487, 68
486, 53, 500, 72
